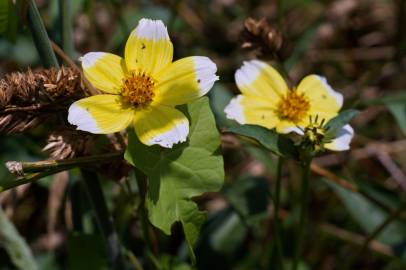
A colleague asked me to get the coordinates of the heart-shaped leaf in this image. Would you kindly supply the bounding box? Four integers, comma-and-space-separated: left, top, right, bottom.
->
125, 97, 224, 262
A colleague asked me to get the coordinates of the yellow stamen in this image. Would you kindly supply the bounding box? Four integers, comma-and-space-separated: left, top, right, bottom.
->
122, 71, 155, 108
276, 90, 310, 123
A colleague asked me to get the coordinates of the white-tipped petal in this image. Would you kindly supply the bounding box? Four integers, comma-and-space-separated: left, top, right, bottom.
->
298, 75, 343, 119
316, 75, 343, 108
224, 95, 245, 124
154, 56, 218, 105
194, 56, 219, 96
235, 60, 288, 98
235, 60, 262, 86
68, 95, 134, 134
134, 105, 189, 148
146, 120, 189, 148
284, 126, 304, 135
68, 103, 101, 133
125, 18, 173, 74
80, 52, 105, 68
224, 95, 280, 129
134, 18, 170, 41
80, 52, 126, 94
325, 124, 354, 151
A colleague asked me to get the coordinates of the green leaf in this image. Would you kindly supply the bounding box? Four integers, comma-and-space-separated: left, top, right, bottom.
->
0, 207, 38, 270
223, 176, 270, 228
195, 208, 248, 269
0, 0, 9, 34
67, 233, 109, 270
159, 255, 193, 270
208, 83, 236, 128
226, 124, 298, 159
125, 97, 224, 262
0, 0, 19, 42
324, 109, 358, 137
359, 92, 406, 107
364, 91, 406, 136
326, 179, 406, 249
386, 103, 406, 136
285, 20, 320, 71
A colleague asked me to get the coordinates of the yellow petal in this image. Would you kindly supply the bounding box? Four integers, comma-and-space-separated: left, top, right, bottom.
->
275, 120, 304, 134
154, 56, 218, 105
68, 95, 134, 134
133, 105, 189, 148
125, 19, 173, 75
297, 75, 343, 117
224, 95, 280, 129
81, 52, 126, 94
235, 60, 288, 99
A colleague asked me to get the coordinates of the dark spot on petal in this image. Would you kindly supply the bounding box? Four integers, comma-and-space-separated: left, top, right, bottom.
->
197, 79, 201, 83
141, 43, 146, 49
322, 94, 327, 99
261, 114, 265, 119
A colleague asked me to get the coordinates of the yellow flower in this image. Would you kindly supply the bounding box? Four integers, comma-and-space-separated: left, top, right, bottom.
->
225, 60, 353, 151
68, 18, 218, 148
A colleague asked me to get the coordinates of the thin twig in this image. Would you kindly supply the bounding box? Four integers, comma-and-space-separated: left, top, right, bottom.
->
311, 163, 357, 192
50, 41, 78, 71
50, 41, 98, 95
312, 162, 395, 213
1, 104, 52, 113
319, 223, 394, 258
0, 167, 74, 192
376, 152, 406, 192
344, 203, 406, 268
6, 151, 123, 175
361, 203, 406, 253
314, 140, 406, 167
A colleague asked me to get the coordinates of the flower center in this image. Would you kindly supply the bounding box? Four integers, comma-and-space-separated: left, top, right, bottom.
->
276, 90, 310, 123
304, 124, 325, 146
302, 116, 329, 152
122, 71, 155, 108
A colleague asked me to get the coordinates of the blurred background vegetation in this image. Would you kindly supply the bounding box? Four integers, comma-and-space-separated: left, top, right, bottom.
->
1, 0, 406, 269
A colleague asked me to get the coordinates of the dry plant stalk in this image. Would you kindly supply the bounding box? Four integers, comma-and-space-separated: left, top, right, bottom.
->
0, 67, 85, 134
240, 17, 283, 59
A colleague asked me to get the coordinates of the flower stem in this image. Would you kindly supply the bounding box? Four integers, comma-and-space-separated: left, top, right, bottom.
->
273, 156, 285, 269
134, 168, 160, 267
27, 0, 59, 68
81, 170, 125, 269
292, 159, 311, 270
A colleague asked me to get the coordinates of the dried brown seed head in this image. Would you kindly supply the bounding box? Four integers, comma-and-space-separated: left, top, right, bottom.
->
240, 17, 283, 59
43, 128, 93, 160
0, 67, 85, 134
